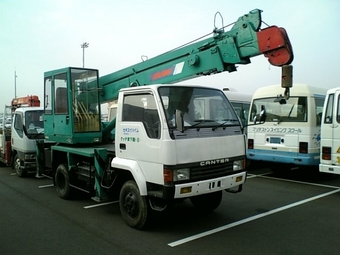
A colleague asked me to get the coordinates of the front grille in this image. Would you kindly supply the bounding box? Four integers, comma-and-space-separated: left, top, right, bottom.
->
190, 162, 234, 181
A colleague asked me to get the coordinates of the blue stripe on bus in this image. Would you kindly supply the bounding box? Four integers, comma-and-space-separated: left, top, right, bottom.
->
247, 149, 319, 166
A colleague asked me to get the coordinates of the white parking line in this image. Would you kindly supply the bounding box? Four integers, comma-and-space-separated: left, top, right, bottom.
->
247, 172, 272, 179
38, 184, 54, 188
84, 201, 118, 209
168, 188, 340, 247
257, 175, 340, 189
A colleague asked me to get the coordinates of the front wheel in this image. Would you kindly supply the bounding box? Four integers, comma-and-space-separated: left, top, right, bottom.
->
14, 154, 26, 177
55, 164, 71, 199
119, 180, 149, 229
190, 191, 222, 213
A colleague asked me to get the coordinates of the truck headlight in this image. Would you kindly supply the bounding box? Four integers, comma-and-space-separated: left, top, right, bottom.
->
24, 154, 36, 160
233, 160, 244, 171
173, 168, 190, 181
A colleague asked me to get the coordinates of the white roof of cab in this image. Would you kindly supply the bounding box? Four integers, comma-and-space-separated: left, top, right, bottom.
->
253, 83, 327, 98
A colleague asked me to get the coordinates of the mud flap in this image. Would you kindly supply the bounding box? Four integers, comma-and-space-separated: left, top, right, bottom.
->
225, 184, 243, 193
93, 149, 109, 201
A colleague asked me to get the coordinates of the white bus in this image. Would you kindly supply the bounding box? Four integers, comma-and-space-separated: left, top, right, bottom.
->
107, 100, 118, 121
319, 87, 340, 175
223, 89, 252, 127
247, 84, 326, 171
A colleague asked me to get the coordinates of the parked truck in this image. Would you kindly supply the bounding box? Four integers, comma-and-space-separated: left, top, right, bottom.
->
0, 95, 45, 176
36, 9, 293, 229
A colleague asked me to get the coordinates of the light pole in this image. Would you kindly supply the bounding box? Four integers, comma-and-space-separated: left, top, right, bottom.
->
14, 71, 17, 98
81, 42, 89, 68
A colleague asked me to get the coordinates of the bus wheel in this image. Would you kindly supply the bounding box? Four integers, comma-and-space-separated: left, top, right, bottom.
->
119, 180, 149, 229
190, 191, 222, 213
14, 154, 26, 177
55, 164, 71, 199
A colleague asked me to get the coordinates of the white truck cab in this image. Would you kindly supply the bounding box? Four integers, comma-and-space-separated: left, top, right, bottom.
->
11, 107, 45, 176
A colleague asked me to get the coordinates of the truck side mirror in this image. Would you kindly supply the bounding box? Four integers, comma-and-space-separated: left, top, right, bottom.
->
253, 105, 266, 124
175, 109, 184, 132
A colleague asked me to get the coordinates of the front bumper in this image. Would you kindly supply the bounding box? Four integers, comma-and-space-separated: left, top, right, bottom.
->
319, 163, 340, 175
147, 171, 246, 199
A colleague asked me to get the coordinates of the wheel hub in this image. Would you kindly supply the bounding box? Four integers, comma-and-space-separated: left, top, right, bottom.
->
124, 192, 138, 217
57, 173, 66, 190
15, 158, 21, 174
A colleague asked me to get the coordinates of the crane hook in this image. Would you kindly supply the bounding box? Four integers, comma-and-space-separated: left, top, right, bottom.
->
213, 11, 224, 34
281, 65, 293, 100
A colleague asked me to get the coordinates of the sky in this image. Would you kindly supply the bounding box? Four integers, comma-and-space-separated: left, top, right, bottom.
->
1, 0, 340, 113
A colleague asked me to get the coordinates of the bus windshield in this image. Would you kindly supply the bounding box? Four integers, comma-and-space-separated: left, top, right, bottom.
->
250, 96, 307, 123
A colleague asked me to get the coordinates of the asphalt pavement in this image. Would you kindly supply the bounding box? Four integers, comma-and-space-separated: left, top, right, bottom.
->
0, 164, 339, 255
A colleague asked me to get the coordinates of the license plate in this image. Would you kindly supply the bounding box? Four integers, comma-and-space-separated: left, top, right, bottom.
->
270, 137, 281, 144
208, 180, 222, 190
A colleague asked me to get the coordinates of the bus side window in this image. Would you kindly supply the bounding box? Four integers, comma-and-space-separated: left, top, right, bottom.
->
324, 94, 334, 124
337, 94, 340, 123
316, 112, 322, 126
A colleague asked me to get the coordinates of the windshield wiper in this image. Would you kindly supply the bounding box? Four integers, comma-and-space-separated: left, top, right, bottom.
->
184, 120, 215, 131
23, 126, 44, 139
212, 119, 239, 131
273, 104, 294, 124
287, 104, 295, 119
28, 130, 45, 139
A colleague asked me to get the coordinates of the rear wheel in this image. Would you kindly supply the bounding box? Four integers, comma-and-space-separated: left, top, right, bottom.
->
14, 154, 26, 177
55, 164, 71, 199
119, 180, 149, 229
190, 191, 222, 213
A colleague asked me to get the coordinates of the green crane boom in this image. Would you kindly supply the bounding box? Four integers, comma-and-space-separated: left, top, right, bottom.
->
42, 9, 293, 145
99, 9, 293, 103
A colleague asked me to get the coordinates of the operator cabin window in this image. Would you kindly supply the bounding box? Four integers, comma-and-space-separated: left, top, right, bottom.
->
54, 72, 68, 114
44, 76, 52, 114
122, 93, 160, 139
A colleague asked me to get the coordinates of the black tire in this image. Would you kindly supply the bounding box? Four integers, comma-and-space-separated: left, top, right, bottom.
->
119, 180, 149, 229
190, 191, 222, 213
14, 154, 26, 177
55, 164, 71, 199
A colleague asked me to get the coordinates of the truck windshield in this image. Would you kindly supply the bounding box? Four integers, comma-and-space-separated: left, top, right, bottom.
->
159, 86, 239, 129
25, 110, 44, 135
250, 96, 307, 123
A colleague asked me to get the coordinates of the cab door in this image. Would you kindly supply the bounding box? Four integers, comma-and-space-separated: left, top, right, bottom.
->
321, 90, 340, 170
44, 71, 72, 142
332, 90, 340, 165
11, 110, 24, 152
